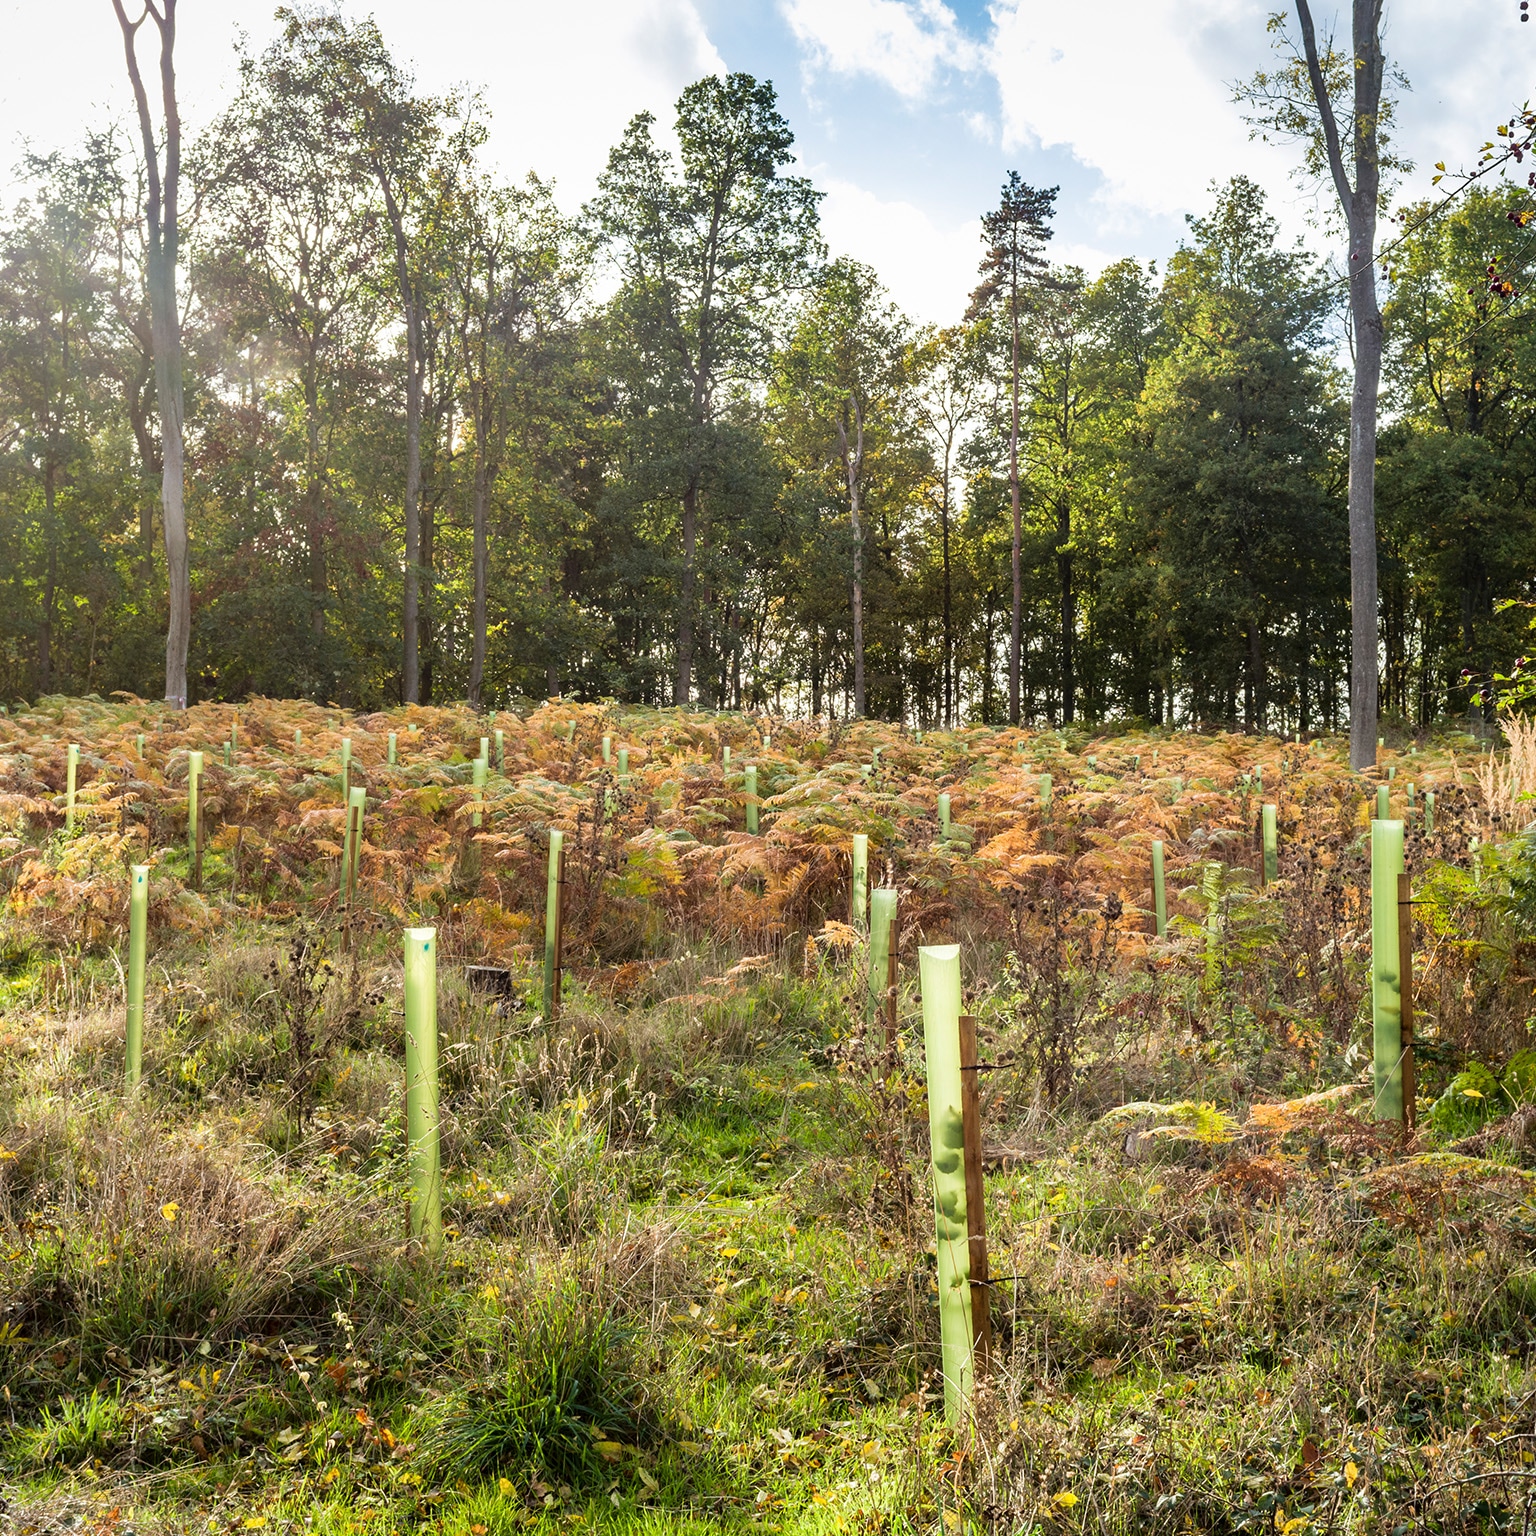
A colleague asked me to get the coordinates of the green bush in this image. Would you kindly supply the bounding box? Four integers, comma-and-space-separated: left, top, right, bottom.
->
1429, 1061, 1502, 1138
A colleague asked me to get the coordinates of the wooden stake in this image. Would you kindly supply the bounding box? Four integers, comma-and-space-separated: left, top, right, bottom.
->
958, 1013, 992, 1374
552, 842, 567, 1022
1398, 870, 1415, 1130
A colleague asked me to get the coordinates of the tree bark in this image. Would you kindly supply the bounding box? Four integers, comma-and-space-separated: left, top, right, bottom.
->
469, 380, 488, 708
113, 0, 189, 709
1009, 272, 1023, 726
675, 479, 698, 706
1056, 496, 1074, 723
1296, 0, 1382, 770
839, 397, 867, 718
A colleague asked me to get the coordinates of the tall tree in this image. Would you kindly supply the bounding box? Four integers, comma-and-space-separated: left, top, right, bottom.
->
590, 74, 822, 706
110, 0, 188, 707
968, 173, 1056, 725
1239, 3, 1402, 766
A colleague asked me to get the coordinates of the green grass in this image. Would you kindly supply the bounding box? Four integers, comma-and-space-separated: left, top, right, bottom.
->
0, 902, 1534, 1536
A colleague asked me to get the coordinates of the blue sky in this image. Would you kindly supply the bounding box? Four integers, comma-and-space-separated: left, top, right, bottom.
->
3, 1, 1532, 322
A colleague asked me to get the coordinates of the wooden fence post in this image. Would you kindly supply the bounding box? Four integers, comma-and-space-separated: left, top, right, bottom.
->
1398, 869, 1416, 1130
958, 1013, 992, 1375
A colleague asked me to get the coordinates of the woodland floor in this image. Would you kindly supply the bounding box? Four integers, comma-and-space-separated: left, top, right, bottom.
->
0, 698, 1530, 1535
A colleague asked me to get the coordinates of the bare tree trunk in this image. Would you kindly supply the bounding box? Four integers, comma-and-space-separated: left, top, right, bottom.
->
113, 0, 189, 709
1057, 497, 1074, 723
675, 481, 697, 706
1009, 287, 1022, 726
1297, 0, 1382, 770
839, 399, 867, 718
468, 384, 488, 707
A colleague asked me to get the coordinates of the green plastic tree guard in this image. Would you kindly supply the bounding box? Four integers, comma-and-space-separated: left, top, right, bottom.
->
1425, 790, 1435, 836
602, 734, 612, 763
403, 927, 443, 1255
341, 737, 351, 803
939, 792, 951, 833
295, 728, 302, 752
230, 712, 238, 751
543, 830, 564, 1019
1387, 764, 1396, 781
388, 731, 397, 766
136, 733, 144, 760
919, 943, 973, 1424
1371, 819, 1406, 1122
224, 741, 232, 767
1039, 774, 1052, 814
851, 833, 869, 931
867, 887, 896, 1025
745, 765, 758, 834
471, 757, 487, 828
1262, 803, 1278, 884
1152, 839, 1167, 937
618, 747, 629, 779
722, 744, 731, 769
66, 743, 78, 831
343, 786, 366, 900
1377, 784, 1389, 822
126, 864, 148, 1087
495, 729, 505, 773
187, 751, 203, 856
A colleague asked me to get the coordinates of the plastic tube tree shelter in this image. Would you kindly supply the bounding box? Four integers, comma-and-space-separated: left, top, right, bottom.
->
471, 757, 487, 828
866, 887, 897, 1035
919, 944, 974, 1423
1151, 840, 1167, 937
66, 744, 78, 831
542, 829, 565, 1021
495, 729, 505, 772
851, 833, 869, 932
1371, 819, 1407, 1122
388, 732, 397, 766
744, 765, 758, 834
135, 733, 144, 760
938, 793, 951, 835
126, 864, 148, 1087
1425, 790, 1435, 836
341, 737, 351, 803
1375, 783, 1389, 822
403, 927, 443, 1255
187, 751, 203, 857
1262, 804, 1278, 885
478, 736, 489, 768
602, 734, 612, 763
618, 747, 629, 780
343, 786, 366, 903
295, 728, 302, 752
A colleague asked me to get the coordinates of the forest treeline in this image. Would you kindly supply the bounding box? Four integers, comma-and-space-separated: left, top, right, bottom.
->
2, 8, 1533, 729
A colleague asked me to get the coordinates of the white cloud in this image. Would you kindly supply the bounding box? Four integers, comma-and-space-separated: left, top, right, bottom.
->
780, 0, 981, 101
984, 0, 1296, 227
0, 0, 726, 210
816, 175, 983, 321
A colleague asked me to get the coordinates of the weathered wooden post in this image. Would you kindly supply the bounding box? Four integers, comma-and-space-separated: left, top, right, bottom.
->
958, 1012, 992, 1375
343, 786, 365, 904
126, 864, 148, 1087
1371, 818, 1406, 1123
919, 944, 973, 1424
403, 927, 443, 1256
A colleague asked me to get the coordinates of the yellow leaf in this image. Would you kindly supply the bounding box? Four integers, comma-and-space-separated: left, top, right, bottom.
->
1053, 1491, 1078, 1509
720, 1248, 740, 1259
1461, 1088, 1484, 1099
1345, 1460, 1359, 1488
243, 1521, 266, 1531
499, 1477, 514, 1495
161, 1201, 180, 1222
